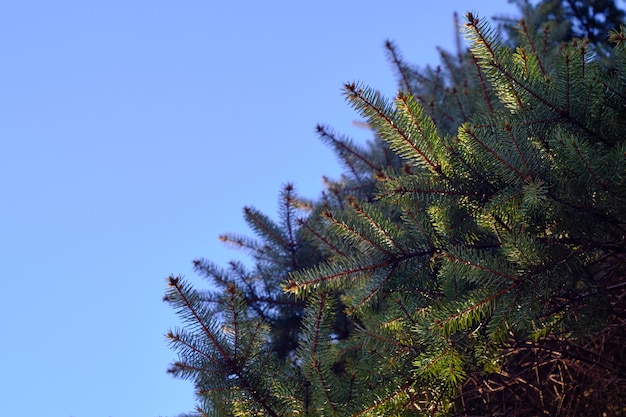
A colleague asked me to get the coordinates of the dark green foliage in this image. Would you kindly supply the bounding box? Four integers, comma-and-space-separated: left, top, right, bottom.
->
165, 2, 626, 416
500, 0, 626, 66
545, 0, 625, 46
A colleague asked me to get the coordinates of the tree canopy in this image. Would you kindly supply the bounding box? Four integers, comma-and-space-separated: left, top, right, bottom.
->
164, 1, 626, 416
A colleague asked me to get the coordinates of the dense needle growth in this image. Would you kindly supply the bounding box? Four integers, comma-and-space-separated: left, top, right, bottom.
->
164, 1, 626, 415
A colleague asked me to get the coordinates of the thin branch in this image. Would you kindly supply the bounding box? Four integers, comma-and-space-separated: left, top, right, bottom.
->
345, 83, 441, 172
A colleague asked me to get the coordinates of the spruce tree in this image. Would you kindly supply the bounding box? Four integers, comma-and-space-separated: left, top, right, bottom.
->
164, 2, 626, 415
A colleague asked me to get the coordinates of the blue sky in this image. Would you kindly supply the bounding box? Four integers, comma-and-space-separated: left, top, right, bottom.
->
1, 1, 520, 416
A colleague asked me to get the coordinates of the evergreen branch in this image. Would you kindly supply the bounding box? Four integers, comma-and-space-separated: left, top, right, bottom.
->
395, 91, 443, 173
286, 251, 432, 293
192, 259, 232, 289
169, 361, 212, 375
350, 382, 413, 417
385, 40, 415, 96
310, 293, 328, 355
396, 297, 417, 325
323, 177, 346, 212
487, 289, 523, 342
168, 276, 233, 362
461, 124, 532, 183
505, 121, 531, 175
579, 72, 597, 123
444, 252, 519, 283
453, 12, 463, 63
439, 47, 461, 89
608, 149, 626, 183
538, 241, 588, 274
277, 366, 309, 390
367, 346, 415, 385
465, 12, 526, 110
491, 59, 555, 110
564, 51, 571, 115
196, 405, 212, 417
197, 386, 234, 396
336, 341, 366, 358
307, 293, 339, 414
244, 206, 290, 252
570, 140, 606, 188
361, 328, 413, 351
501, 230, 544, 268
579, 41, 587, 79
243, 321, 264, 369
312, 358, 337, 414
228, 287, 240, 361
444, 139, 496, 190
280, 184, 299, 269
452, 88, 468, 123
245, 294, 305, 308
235, 375, 281, 417
218, 234, 292, 267
298, 216, 348, 258
348, 266, 397, 314
344, 83, 441, 173
427, 95, 457, 123
482, 54, 603, 142
432, 65, 442, 101
602, 78, 626, 102
519, 19, 548, 78
348, 198, 406, 255
471, 53, 495, 114
384, 182, 480, 198
546, 190, 624, 226
317, 124, 381, 176
218, 234, 260, 255
437, 284, 517, 334
166, 331, 222, 367
285, 260, 394, 292
539, 24, 550, 57
487, 188, 526, 227
420, 345, 459, 380
324, 208, 394, 256
404, 208, 436, 250
382, 138, 395, 168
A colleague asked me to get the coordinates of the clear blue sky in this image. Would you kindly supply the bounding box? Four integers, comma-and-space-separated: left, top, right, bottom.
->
1, 1, 520, 416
